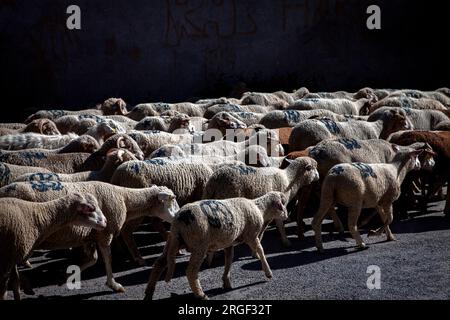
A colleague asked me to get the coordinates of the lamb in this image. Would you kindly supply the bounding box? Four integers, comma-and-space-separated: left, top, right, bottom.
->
202, 157, 319, 247
0, 119, 60, 136
79, 134, 144, 171
0, 192, 107, 300
0, 162, 52, 188
287, 98, 372, 115
289, 108, 412, 151
311, 149, 429, 252
134, 114, 191, 133
259, 109, 348, 128
143, 191, 288, 300
369, 106, 450, 131
13, 148, 137, 184
0, 181, 180, 293
369, 97, 447, 113
203, 104, 272, 119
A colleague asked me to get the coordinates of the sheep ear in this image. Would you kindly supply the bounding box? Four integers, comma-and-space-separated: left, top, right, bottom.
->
285, 158, 294, 164
116, 137, 125, 148
117, 149, 124, 162
392, 144, 401, 152
273, 200, 284, 211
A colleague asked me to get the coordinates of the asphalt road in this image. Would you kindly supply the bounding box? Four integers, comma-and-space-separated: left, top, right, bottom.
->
16, 197, 450, 301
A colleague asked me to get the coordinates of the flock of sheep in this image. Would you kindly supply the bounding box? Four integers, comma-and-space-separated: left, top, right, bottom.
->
0, 86, 449, 300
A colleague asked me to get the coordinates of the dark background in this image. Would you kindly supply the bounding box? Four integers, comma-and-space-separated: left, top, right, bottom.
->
0, 0, 448, 121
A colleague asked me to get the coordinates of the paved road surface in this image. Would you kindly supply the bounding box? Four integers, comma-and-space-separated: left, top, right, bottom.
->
17, 198, 450, 300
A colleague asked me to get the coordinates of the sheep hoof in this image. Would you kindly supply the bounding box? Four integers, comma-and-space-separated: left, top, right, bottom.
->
196, 294, 208, 300
108, 282, 126, 293
24, 260, 33, 269
223, 279, 232, 289
356, 244, 368, 251
368, 229, 382, 237
265, 272, 273, 279
143, 294, 152, 301
387, 235, 397, 242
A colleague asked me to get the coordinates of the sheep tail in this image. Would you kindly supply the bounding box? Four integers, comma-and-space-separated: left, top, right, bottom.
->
164, 232, 180, 283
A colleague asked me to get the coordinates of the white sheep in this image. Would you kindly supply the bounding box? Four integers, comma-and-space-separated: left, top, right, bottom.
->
203, 157, 319, 246
288, 98, 372, 115
144, 191, 289, 300
0, 162, 51, 188
0, 193, 107, 300
289, 108, 413, 151
0, 181, 179, 293
311, 149, 433, 252
13, 148, 137, 183
0, 119, 60, 136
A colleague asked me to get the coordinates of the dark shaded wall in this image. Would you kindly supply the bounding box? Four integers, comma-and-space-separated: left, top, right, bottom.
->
0, 0, 448, 121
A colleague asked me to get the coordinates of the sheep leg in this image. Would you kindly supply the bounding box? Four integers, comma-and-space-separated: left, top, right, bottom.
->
311, 199, 334, 253
10, 265, 21, 301
222, 246, 234, 289
445, 180, 450, 216
275, 218, 291, 247
0, 276, 7, 300
258, 220, 271, 242
247, 238, 272, 279
164, 234, 179, 283
327, 207, 345, 235
121, 221, 147, 266
368, 206, 386, 237
382, 205, 396, 241
347, 206, 366, 250
144, 247, 170, 301
97, 243, 125, 293
186, 250, 208, 300
296, 185, 313, 239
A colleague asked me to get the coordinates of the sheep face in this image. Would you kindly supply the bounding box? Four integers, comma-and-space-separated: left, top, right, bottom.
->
154, 187, 180, 222
209, 112, 247, 133
100, 98, 128, 116
72, 193, 107, 230
114, 135, 145, 160
288, 157, 319, 186
266, 192, 289, 221
106, 148, 138, 165
379, 109, 414, 139
74, 136, 100, 153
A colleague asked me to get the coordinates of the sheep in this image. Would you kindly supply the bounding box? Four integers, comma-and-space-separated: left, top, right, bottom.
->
206, 112, 247, 135
388, 130, 450, 216
0, 181, 180, 293
0, 119, 60, 136
134, 114, 191, 133
288, 98, 372, 115
127, 101, 217, 120
369, 106, 450, 131
311, 148, 431, 252
289, 108, 413, 151
96, 97, 129, 116
0, 150, 91, 174
203, 103, 272, 119
0, 133, 79, 151
387, 90, 450, 106
150, 145, 273, 168
0, 192, 107, 300
111, 160, 218, 265
240, 91, 291, 108
79, 134, 144, 171
202, 157, 319, 247
224, 112, 266, 127
0, 162, 52, 188
55, 115, 127, 135
282, 138, 435, 236
369, 97, 447, 113
152, 130, 283, 159
13, 148, 137, 184
126, 130, 196, 158
259, 109, 348, 128
144, 191, 288, 300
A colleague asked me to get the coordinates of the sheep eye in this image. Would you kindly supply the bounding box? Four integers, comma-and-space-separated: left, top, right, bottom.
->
306, 165, 313, 171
